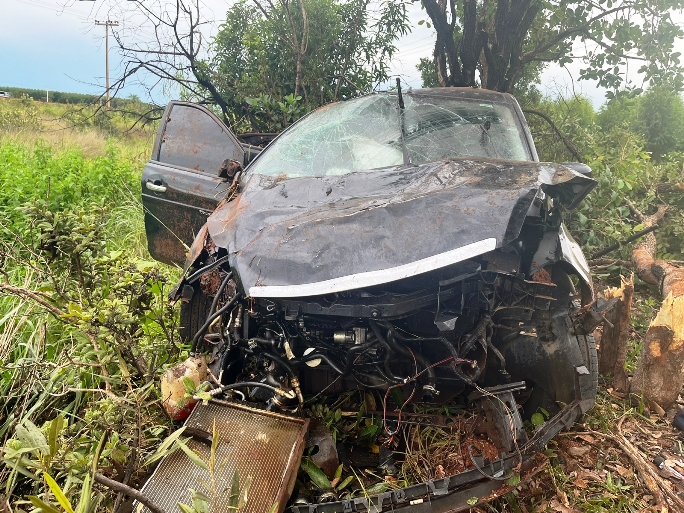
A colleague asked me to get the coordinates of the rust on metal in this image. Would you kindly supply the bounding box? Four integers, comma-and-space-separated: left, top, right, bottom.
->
138, 401, 309, 513
532, 267, 553, 284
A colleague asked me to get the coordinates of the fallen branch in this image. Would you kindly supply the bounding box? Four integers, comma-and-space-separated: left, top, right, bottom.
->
94, 473, 165, 513
591, 224, 661, 259
615, 416, 684, 512
588, 258, 633, 268
569, 426, 674, 511
522, 109, 584, 162
0, 282, 68, 319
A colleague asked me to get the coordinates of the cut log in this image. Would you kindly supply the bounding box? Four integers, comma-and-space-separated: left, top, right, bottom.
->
630, 291, 684, 409
599, 275, 634, 393
629, 203, 684, 409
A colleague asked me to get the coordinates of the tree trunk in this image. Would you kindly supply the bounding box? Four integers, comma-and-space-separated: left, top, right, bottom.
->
629, 205, 684, 410
631, 292, 684, 409
599, 275, 633, 393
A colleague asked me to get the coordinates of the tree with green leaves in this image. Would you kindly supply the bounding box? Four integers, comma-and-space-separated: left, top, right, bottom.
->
597, 87, 684, 160
634, 86, 684, 160
419, 0, 684, 94
110, 0, 409, 131
209, 0, 409, 130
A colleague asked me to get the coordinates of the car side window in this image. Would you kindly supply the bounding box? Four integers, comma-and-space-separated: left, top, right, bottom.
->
157, 103, 244, 174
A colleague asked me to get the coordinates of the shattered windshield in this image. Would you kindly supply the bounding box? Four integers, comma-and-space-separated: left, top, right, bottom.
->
247, 93, 531, 178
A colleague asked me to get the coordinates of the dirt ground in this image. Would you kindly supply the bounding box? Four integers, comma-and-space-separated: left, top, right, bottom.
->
484, 386, 684, 512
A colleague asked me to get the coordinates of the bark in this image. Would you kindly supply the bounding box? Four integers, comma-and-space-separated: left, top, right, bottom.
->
629, 204, 684, 409
423, 2, 649, 93
94, 473, 164, 513
599, 275, 633, 393
423, 0, 462, 86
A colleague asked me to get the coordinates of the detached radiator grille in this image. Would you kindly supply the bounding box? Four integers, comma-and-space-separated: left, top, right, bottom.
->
138, 401, 309, 513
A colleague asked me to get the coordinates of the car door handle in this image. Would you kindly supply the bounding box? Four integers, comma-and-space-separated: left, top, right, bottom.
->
146, 180, 167, 193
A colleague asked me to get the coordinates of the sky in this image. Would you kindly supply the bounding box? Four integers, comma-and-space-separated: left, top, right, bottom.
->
1, 0, 682, 108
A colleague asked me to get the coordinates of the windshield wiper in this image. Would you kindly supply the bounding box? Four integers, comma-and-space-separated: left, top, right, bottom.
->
396, 78, 409, 166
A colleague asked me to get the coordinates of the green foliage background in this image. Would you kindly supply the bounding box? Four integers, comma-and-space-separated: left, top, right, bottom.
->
0, 99, 182, 511
522, 90, 684, 267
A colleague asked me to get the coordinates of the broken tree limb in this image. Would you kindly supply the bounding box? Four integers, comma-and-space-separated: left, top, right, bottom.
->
588, 258, 633, 268
599, 275, 634, 393
628, 203, 684, 409
591, 224, 661, 259
94, 473, 164, 513
615, 416, 684, 512
522, 109, 584, 162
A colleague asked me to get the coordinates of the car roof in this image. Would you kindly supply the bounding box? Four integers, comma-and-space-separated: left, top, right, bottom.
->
396, 87, 515, 103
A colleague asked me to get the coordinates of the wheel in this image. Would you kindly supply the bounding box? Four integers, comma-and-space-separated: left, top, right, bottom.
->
496, 298, 598, 419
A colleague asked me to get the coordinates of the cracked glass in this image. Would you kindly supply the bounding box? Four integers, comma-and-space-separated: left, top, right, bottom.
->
247, 92, 531, 178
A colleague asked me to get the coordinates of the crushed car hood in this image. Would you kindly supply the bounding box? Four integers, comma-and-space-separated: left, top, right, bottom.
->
206, 157, 595, 297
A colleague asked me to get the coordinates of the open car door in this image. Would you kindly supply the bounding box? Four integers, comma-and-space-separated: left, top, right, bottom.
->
142, 102, 246, 265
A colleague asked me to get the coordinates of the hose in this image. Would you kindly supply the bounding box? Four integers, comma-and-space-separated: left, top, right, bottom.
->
261, 351, 304, 408
250, 337, 279, 350
261, 351, 296, 378
460, 316, 491, 356
438, 336, 461, 369
297, 352, 347, 376
369, 320, 409, 383
205, 381, 280, 398
208, 271, 233, 317
343, 339, 382, 376
373, 320, 437, 388
191, 294, 241, 354
387, 329, 436, 392
373, 364, 404, 385
186, 255, 232, 284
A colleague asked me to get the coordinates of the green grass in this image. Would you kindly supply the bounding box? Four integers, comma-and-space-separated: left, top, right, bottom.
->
0, 101, 182, 510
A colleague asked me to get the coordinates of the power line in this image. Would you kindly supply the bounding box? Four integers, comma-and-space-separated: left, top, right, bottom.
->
95, 19, 119, 108
12, 0, 90, 19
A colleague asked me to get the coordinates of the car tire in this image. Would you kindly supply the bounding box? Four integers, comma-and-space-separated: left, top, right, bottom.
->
498, 306, 598, 419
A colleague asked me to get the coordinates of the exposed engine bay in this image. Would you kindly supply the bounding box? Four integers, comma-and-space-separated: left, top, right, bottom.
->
183, 246, 567, 414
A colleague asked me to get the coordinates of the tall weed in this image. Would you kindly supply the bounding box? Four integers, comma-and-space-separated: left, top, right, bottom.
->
0, 202, 181, 510
0, 125, 180, 510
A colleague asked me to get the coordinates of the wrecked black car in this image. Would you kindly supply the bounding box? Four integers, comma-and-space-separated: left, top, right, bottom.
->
140, 88, 603, 512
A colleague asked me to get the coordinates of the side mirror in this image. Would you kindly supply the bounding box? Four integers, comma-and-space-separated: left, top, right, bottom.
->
560, 162, 592, 178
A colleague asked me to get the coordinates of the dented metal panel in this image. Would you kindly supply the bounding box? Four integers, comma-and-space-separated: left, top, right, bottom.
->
205, 157, 594, 296
155, 102, 244, 173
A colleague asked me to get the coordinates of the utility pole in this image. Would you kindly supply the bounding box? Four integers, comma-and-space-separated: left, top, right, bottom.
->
95, 20, 119, 109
